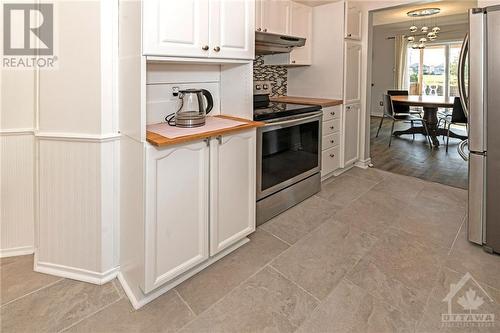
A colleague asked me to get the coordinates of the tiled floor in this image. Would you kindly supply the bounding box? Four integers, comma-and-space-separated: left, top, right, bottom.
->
2, 168, 499, 333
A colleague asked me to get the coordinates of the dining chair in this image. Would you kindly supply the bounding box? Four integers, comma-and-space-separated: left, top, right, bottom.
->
438, 96, 468, 152
387, 90, 423, 116
377, 94, 432, 148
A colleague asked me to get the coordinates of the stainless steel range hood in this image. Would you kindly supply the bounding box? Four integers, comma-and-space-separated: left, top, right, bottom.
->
255, 31, 306, 55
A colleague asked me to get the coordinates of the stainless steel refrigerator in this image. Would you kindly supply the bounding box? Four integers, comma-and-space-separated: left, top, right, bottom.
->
458, 6, 500, 254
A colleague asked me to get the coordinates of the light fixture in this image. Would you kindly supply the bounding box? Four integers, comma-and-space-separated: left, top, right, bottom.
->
427, 32, 437, 39
407, 8, 441, 17
421, 26, 429, 33
418, 43, 426, 49
432, 26, 441, 33
412, 43, 419, 49
419, 37, 427, 43
410, 25, 418, 33
407, 36, 415, 42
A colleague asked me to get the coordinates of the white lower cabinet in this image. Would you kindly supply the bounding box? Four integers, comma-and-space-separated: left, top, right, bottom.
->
321, 105, 342, 178
210, 131, 256, 256
143, 129, 256, 293
342, 103, 360, 167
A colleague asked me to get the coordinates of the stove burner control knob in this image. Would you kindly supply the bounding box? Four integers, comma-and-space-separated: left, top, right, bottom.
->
263, 84, 269, 90
255, 85, 261, 90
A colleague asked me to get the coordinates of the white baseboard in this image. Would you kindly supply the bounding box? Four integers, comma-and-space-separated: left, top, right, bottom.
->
34, 261, 119, 285
0, 246, 34, 258
354, 158, 372, 169
119, 237, 250, 310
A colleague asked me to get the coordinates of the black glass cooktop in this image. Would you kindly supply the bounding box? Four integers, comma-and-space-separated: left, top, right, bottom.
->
253, 102, 321, 121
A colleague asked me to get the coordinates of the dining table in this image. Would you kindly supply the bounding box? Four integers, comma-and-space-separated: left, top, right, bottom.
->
391, 95, 467, 147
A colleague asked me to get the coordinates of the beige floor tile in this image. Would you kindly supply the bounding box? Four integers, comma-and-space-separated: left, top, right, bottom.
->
413, 182, 467, 211
335, 189, 407, 238
370, 172, 426, 203
259, 195, 336, 244
317, 174, 378, 207
271, 221, 377, 300
180, 266, 318, 333
0, 279, 120, 333
0, 254, 61, 305
66, 290, 195, 333
445, 243, 500, 291
296, 279, 415, 333
417, 268, 500, 333
175, 230, 289, 315
347, 228, 447, 322
344, 166, 388, 183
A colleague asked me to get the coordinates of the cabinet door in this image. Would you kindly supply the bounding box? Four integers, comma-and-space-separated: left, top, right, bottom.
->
209, 0, 255, 59
143, 141, 209, 293
289, 2, 312, 65
210, 130, 256, 256
344, 42, 362, 104
342, 103, 360, 167
345, 2, 362, 40
143, 0, 210, 57
261, 0, 291, 35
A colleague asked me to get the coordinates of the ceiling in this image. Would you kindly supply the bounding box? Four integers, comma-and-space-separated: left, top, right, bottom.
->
294, 0, 341, 7
373, 0, 477, 26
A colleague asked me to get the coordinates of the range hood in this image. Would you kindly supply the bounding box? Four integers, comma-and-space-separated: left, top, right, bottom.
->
255, 31, 306, 55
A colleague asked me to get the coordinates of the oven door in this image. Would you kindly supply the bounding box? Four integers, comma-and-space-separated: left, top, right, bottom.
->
257, 112, 322, 200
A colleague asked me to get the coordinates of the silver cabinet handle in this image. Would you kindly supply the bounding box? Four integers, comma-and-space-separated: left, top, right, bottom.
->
347, 33, 352, 37
330, 111, 335, 116
214, 46, 221, 52
291, 60, 296, 64
330, 140, 334, 144
202, 45, 209, 51
330, 153, 335, 158
216, 135, 222, 144
264, 28, 268, 32
330, 126, 334, 130
256, 28, 262, 32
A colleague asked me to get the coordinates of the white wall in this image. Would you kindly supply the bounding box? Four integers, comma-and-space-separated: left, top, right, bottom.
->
1, 0, 120, 283
370, 25, 395, 116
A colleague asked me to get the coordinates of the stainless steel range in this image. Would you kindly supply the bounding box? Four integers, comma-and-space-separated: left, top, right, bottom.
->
254, 81, 322, 225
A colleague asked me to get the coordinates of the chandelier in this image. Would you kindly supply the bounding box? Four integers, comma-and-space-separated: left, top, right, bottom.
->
406, 8, 441, 49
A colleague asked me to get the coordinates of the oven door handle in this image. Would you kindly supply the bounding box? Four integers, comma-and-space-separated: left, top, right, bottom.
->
263, 112, 323, 128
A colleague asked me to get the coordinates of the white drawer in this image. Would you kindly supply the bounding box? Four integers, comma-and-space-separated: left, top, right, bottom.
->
322, 132, 340, 151
322, 105, 342, 121
322, 119, 341, 136
322, 146, 340, 176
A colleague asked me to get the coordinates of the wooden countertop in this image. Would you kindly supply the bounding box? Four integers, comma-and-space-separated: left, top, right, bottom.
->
146, 115, 264, 147
270, 96, 343, 107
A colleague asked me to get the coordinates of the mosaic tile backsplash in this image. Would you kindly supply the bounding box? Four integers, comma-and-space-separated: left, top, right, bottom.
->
253, 56, 287, 97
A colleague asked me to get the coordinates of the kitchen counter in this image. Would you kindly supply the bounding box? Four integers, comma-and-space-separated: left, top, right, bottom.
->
270, 96, 343, 107
146, 115, 263, 147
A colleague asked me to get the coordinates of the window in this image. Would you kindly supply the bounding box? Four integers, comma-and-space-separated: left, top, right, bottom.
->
406, 42, 464, 98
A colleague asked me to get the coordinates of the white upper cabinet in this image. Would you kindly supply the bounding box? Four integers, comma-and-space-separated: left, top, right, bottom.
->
345, 2, 362, 40
143, 0, 255, 60
143, 0, 210, 57
144, 140, 210, 293
257, 0, 291, 35
289, 2, 312, 65
209, 0, 255, 59
344, 41, 362, 104
209, 131, 256, 256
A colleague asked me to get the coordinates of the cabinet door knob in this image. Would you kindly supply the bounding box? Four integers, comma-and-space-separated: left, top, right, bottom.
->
264, 28, 268, 32
214, 46, 221, 52
216, 135, 222, 144
257, 28, 262, 32
291, 60, 296, 64
330, 140, 335, 144
330, 126, 334, 130
202, 45, 209, 51
330, 111, 335, 116
330, 153, 335, 158
347, 33, 352, 37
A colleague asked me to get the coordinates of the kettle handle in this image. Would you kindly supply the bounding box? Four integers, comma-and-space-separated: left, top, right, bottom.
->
201, 89, 213, 114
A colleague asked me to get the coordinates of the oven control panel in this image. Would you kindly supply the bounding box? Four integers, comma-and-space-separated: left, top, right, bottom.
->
253, 81, 272, 96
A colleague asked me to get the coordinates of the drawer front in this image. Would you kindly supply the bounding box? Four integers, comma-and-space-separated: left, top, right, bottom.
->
322, 146, 340, 176
322, 105, 342, 121
322, 119, 341, 136
322, 132, 340, 151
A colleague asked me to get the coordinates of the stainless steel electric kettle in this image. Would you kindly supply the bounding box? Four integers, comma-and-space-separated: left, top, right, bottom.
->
174, 89, 214, 128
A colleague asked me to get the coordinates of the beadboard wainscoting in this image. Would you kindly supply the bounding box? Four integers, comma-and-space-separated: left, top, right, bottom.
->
0, 131, 35, 258
34, 135, 120, 284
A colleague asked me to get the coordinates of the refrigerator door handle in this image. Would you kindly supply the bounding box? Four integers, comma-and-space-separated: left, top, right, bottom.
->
458, 139, 469, 161
458, 34, 469, 117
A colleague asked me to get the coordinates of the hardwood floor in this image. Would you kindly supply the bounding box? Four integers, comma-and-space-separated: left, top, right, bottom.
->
369, 116, 468, 189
